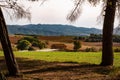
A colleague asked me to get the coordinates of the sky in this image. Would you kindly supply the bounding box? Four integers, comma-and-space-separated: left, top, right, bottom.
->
2, 0, 119, 29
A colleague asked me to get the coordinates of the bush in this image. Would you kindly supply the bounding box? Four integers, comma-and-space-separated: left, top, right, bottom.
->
28, 47, 36, 51
84, 47, 98, 52
45, 41, 49, 45
51, 44, 66, 50
38, 42, 46, 49
17, 40, 31, 50
17, 36, 46, 50
32, 41, 40, 47
114, 48, 120, 52
99, 48, 102, 51
18, 36, 39, 44
73, 41, 81, 52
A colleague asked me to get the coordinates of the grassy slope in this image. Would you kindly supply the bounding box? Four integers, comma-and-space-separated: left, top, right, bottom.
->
0, 51, 120, 67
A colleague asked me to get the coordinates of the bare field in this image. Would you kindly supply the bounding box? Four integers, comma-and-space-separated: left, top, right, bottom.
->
5, 35, 120, 51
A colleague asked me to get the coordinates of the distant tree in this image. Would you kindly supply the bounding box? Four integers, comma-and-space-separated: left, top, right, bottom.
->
17, 36, 46, 50
17, 40, 31, 50
73, 40, 81, 52
21, 36, 39, 43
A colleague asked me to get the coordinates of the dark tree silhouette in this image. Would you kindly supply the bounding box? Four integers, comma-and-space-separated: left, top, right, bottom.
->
0, 7, 20, 76
101, 0, 117, 66
68, 0, 119, 66
0, 0, 39, 76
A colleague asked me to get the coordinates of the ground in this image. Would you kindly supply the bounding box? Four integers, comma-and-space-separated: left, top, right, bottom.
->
0, 57, 117, 80
0, 35, 120, 80
8, 35, 120, 51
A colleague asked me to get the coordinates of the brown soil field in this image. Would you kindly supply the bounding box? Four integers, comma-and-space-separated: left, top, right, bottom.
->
1, 35, 119, 51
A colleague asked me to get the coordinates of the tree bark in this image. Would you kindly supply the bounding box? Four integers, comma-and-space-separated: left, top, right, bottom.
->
0, 7, 20, 76
101, 0, 117, 66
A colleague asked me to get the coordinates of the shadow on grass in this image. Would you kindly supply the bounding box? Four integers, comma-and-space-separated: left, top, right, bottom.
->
15, 58, 110, 75
0, 56, 117, 79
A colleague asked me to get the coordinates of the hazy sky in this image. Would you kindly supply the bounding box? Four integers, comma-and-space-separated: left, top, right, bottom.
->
2, 0, 118, 29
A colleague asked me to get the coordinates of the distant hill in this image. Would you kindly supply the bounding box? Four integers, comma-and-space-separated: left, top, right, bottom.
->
7, 24, 102, 36
114, 27, 120, 35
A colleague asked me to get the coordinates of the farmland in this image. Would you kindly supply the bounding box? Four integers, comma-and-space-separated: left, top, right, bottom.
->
7, 35, 120, 51
0, 35, 120, 80
0, 51, 120, 80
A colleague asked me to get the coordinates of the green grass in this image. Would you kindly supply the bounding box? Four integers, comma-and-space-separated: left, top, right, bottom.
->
0, 51, 120, 66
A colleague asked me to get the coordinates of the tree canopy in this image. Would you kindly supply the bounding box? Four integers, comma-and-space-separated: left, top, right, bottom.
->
67, 0, 120, 24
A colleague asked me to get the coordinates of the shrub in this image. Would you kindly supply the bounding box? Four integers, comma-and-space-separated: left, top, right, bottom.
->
73, 41, 81, 52
17, 40, 31, 50
28, 47, 36, 51
51, 44, 66, 50
32, 41, 40, 47
85, 48, 91, 52
45, 41, 49, 45
84, 47, 98, 52
17, 36, 46, 50
18, 36, 39, 43
114, 48, 120, 52
38, 42, 46, 49
99, 48, 102, 51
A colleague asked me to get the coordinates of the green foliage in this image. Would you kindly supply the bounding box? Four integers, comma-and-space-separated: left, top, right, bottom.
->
85, 34, 102, 42
17, 36, 46, 50
85, 34, 120, 42
85, 47, 98, 52
74, 36, 86, 41
73, 40, 81, 51
17, 40, 31, 50
28, 47, 35, 51
113, 35, 120, 43
18, 36, 39, 43
32, 41, 40, 47
38, 42, 46, 49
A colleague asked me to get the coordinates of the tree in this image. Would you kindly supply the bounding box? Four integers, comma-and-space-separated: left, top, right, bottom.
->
73, 40, 81, 51
17, 36, 46, 50
0, 0, 40, 76
101, 0, 117, 66
68, 0, 119, 66
0, 7, 20, 76
17, 40, 31, 50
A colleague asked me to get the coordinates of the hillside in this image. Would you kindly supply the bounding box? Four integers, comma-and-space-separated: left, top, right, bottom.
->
7, 24, 102, 36
114, 27, 120, 35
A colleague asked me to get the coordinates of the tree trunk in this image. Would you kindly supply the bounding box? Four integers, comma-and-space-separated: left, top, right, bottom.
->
0, 71, 6, 80
0, 7, 20, 76
101, 0, 117, 66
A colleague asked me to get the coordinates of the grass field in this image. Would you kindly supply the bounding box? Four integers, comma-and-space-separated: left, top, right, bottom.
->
0, 51, 120, 67
0, 51, 120, 80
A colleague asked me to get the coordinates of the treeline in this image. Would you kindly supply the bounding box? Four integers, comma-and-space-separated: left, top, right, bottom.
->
74, 34, 120, 43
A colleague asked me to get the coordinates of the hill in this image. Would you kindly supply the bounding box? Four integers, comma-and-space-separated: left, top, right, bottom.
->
7, 24, 102, 36
114, 27, 120, 35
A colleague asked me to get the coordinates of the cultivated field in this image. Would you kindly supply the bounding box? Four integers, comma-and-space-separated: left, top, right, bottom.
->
0, 35, 120, 80
7, 35, 120, 51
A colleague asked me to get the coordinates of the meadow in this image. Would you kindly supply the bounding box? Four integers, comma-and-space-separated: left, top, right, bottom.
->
1, 51, 120, 66
0, 51, 120, 80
